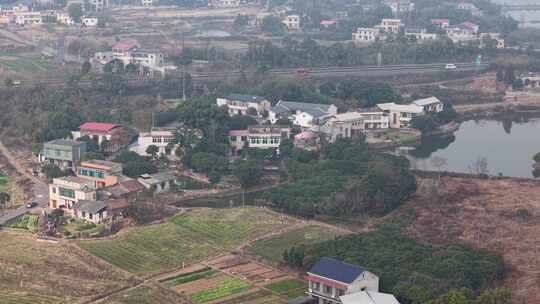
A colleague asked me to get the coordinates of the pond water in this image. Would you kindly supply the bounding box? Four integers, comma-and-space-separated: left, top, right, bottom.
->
396, 118, 540, 178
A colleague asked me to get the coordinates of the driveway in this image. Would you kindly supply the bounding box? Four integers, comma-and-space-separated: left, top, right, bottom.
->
0, 141, 49, 226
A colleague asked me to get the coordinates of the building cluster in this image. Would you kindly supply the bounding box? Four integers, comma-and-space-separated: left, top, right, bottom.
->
0, 3, 98, 26
217, 94, 444, 153
303, 257, 400, 304
38, 121, 190, 224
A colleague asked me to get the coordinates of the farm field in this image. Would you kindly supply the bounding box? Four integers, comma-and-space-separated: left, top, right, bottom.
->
79, 208, 296, 276
101, 284, 187, 304
0, 53, 55, 75
248, 225, 345, 262
5, 214, 39, 232
264, 278, 307, 299
0, 230, 136, 303
0, 170, 25, 208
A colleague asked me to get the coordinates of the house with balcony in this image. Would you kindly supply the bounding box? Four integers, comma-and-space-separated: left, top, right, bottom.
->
39, 139, 86, 171
228, 125, 291, 155
356, 111, 390, 130
307, 258, 380, 304
283, 14, 301, 31
412, 96, 444, 113
131, 127, 178, 159
76, 159, 123, 188
382, 0, 415, 15
352, 28, 380, 43
269, 101, 338, 129
216, 94, 272, 117
49, 176, 97, 212
315, 112, 365, 143
377, 102, 424, 128
81, 16, 98, 26
404, 27, 437, 41
72, 122, 131, 153
13, 11, 42, 25
375, 19, 403, 34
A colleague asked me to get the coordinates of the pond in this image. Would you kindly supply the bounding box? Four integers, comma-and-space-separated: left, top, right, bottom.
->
396, 118, 540, 178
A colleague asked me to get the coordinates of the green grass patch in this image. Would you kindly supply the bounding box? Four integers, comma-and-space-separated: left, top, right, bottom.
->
80, 208, 295, 275
63, 220, 105, 236
264, 278, 306, 294
176, 176, 211, 190
0, 55, 55, 74
161, 267, 217, 286
0, 291, 63, 304
5, 214, 39, 232
249, 225, 344, 262
283, 288, 307, 300
190, 277, 251, 303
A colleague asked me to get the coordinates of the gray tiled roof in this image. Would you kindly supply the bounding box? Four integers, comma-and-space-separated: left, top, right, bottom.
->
72, 200, 107, 214
271, 101, 333, 118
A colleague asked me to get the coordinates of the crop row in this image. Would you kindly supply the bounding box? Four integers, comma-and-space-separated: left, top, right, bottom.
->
190, 277, 252, 303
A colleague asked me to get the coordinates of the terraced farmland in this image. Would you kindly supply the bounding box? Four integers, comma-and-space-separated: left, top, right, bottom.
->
102, 284, 186, 304
0, 230, 135, 303
80, 208, 296, 276
190, 277, 251, 303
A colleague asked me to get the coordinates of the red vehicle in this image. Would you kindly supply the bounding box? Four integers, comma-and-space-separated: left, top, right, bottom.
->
296, 68, 311, 76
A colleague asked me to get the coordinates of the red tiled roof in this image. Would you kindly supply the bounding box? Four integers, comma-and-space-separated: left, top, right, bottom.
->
112, 41, 138, 51
431, 19, 449, 23
460, 21, 478, 29
80, 122, 121, 132
120, 180, 145, 192
228, 130, 249, 136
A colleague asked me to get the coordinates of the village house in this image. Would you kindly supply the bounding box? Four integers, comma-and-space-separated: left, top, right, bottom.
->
307, 257, 380, 304
89, 0, 108, 10
216, 94, 272, 117
71, 122, 131, 153
81, 16, 98, 26
101, 41, 165, 76
49, 176, 97, 211
294, 131, 319, 151
141, 0, 153, 6
211, 0, 240, 8
269, 100, 338, 129
72, 200, 108, 224
56, 12, 74, 25
320, 19, 338, 29
316, 112, 366, 142
382, 0, 415, 14
352, 28, 380, 43
457, 2, 483, 16
76, 159, 123, 188
283, 14, 301, 31
13, 11, 42, 25
412, 96, 444, 113
519, 73, 540, 88
480, 32, 505, 49
404, 27, 437, 40
446, 22, 478, 43
375, 19, 403, 34
340, 291, 400, 304
377, 102, 424, 128
131, 127, 179, 159
431, 18, 450, 29
137, 172, 176, 195
39, 139, 86, 171
356, 111, 390, 130
102, 179, 145, 203
228, 125, 291, 155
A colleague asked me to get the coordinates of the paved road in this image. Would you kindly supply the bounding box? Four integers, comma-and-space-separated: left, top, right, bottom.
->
0, 62, 488, 89
0, 141, 49, 226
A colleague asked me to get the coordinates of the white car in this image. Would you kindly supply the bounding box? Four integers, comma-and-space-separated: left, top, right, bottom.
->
444, 64, 457, 70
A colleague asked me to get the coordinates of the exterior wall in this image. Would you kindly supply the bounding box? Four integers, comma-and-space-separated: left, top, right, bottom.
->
72, 130, 112, 145
353, 28, 379, 42
14, 12, 42, 25
359, 112, 389, 130
82, 17, 98, 26
133, 130, 179, 158
421, 103, 444, 113
348, 271, 379, 294
283, 15, 300, 30
216, 98, 271, 117
41, 143, 86, 170
293, 112, 317, 129
49, 181, 96, 211
73, 208, 107, 224
77, 162, 121, 188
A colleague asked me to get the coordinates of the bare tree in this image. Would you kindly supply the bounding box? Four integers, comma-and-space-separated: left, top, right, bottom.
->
468, 157, 489, 175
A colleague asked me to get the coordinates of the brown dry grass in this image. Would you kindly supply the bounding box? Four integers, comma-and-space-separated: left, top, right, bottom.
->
402, 177, 540, 304
0, 230, 138, 303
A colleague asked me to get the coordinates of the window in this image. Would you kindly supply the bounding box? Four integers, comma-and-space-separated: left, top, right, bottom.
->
311, 281, 320, 291
89, 213, 93, 220
52, 187, 56, 194
82, 211, 86, 218
230, 136, 237, 142
323, 285, 332, 294
241, 136, 247, 142
338, 289, 345, 296
58, 187, 75, 198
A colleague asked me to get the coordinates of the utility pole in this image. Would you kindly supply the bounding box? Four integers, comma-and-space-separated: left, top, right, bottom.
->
377, 52, 382, 66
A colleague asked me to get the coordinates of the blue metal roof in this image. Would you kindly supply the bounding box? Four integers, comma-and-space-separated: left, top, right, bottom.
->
308, 258, 366, 284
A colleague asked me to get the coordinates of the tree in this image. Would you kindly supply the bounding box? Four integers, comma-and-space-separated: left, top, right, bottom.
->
122, 161, 158, 178
146, 145, 159, 159
468, 157, 489, 175
80, 152, 105, 161
233, 14, 249, 31
41, 164, 68, 179
77, 135, 99, 152
261, 16, 285, 34
4, 78, 13, 87
473, 288, 511, 304
533, 152, 540, 163
246, 107, 258, 116
114, 151, 145, 163
232, 159, 263, 188
68, 3, 83, 23
81, 61, 91, 75
0, 192, 10, 210
411, 116, 436, 133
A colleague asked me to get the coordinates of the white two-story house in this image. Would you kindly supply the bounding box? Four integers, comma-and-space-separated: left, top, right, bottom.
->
307, 258, 380, 304
269, 100, 338, 129
217, 94, 272, 117
49, 176, 97, 212
228, 125, 290, 155
377, 102, 424, 128
412, 96, 444, 113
